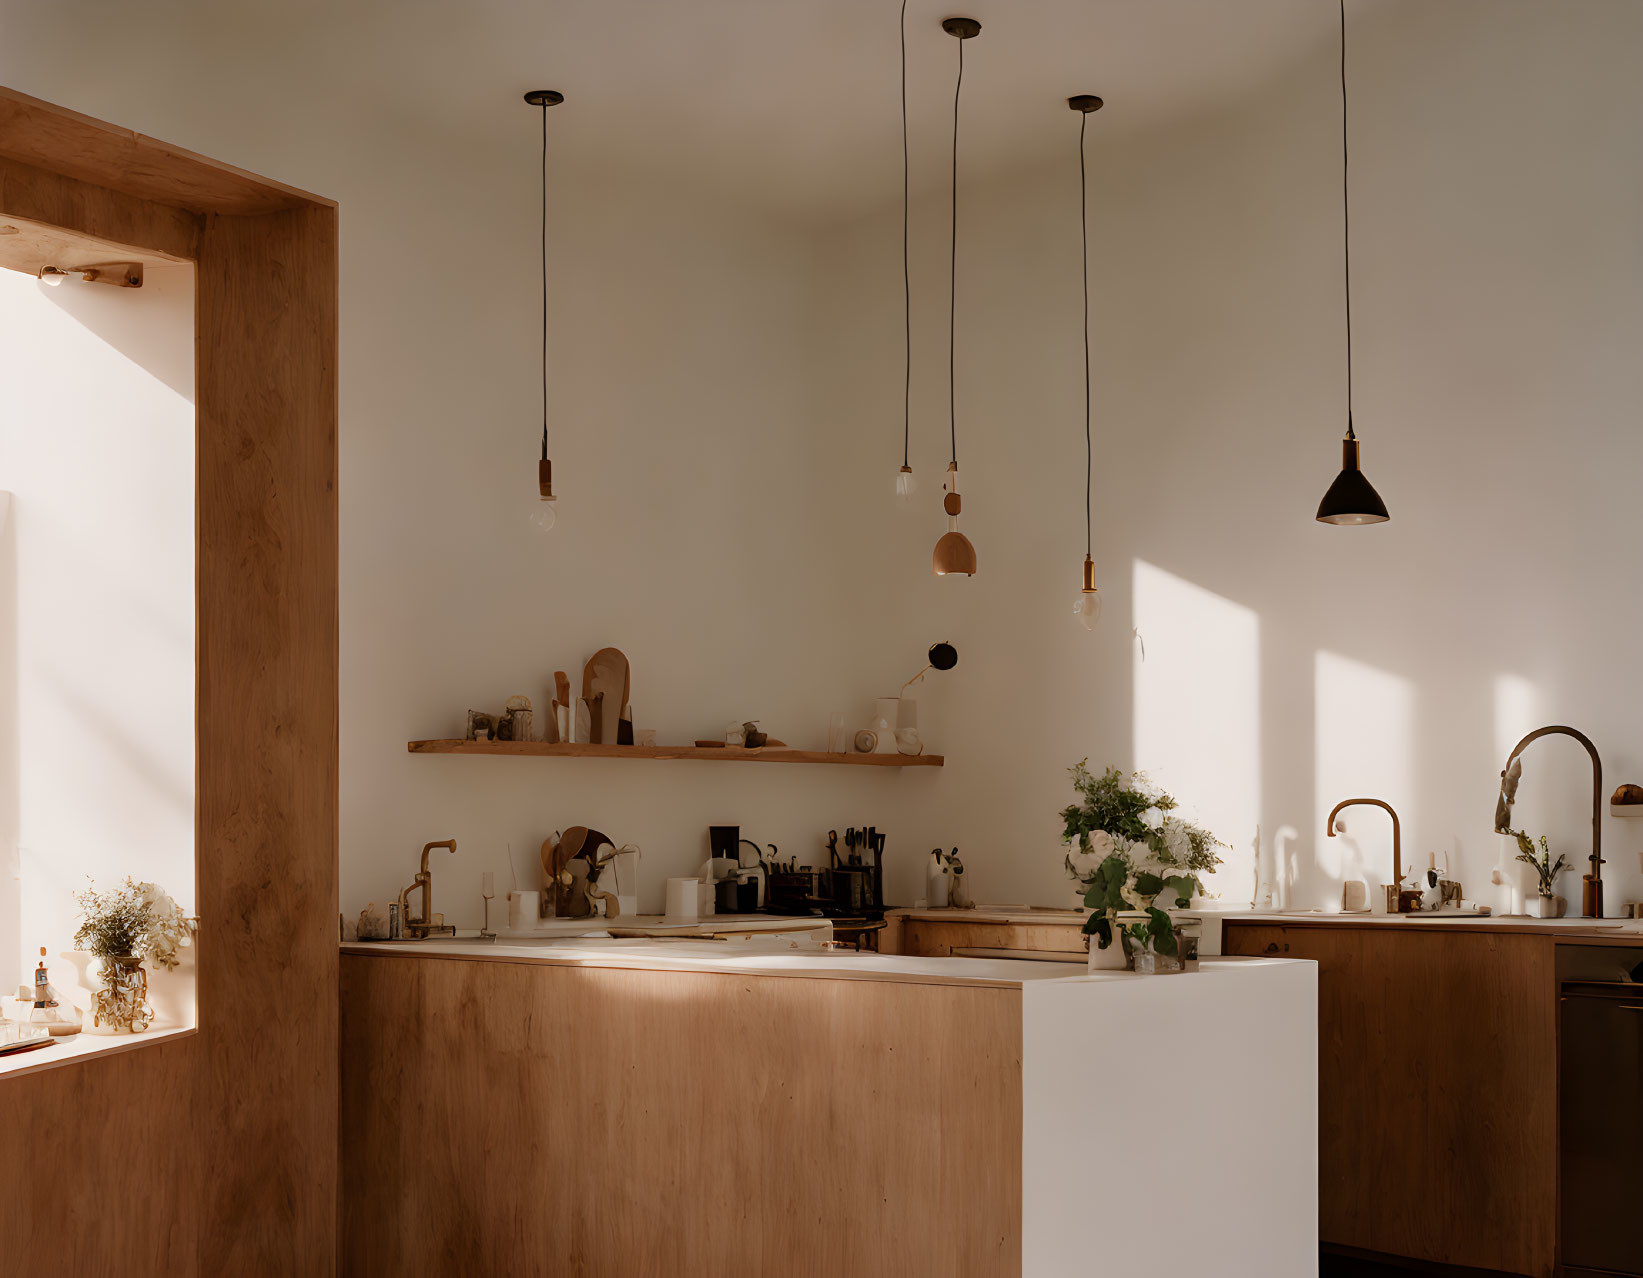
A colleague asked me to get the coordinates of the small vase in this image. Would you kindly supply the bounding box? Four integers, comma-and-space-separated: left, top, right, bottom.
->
870, 698, 900, 755
145, 944, 196, 1029
1086, 929, 1127, 972
89, 955, 152, 1034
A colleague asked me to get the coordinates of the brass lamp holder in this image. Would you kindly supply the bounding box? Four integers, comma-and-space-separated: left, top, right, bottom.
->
538, 458, 555, 501
1081, 556, 1098, 594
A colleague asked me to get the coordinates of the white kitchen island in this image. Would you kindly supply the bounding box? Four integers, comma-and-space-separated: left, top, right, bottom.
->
338, 937, 1315, 1278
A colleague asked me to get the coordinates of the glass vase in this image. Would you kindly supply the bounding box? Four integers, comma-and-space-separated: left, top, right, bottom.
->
91, 955, 152, 1033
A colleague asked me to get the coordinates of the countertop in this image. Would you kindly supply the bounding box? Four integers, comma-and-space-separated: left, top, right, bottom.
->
892, 904, 1643, 945
1220, 910, 1643, 944
340, 935, 1288, 989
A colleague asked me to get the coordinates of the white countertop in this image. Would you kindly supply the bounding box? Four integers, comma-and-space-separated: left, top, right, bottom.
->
341, 934, 1292, 989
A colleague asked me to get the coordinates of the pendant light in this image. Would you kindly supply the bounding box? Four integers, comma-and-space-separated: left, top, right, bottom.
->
893, 0, 918, 507
1069, 93, 1104, 629
525, 88, 564, 533
1315, 0, 1388, 525
932, 16, 981, 578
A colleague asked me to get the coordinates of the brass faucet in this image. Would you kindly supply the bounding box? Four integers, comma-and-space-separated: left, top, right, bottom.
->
397, 839, 458, 939
1326, 798, 1403, 912
1495, 725, 1604, 918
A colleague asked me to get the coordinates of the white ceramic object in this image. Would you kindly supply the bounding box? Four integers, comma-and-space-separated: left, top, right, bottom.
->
507, 891, 541, 930
664, 877, 700, 921
870, 698, 899, 754
146, 944, 196, 1030
1086, 931, 1127, 971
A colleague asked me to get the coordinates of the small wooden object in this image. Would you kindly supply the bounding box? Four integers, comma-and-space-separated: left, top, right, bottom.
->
581, 648, 630, 746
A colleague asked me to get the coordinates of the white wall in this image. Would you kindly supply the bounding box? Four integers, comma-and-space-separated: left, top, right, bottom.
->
4, 0, 1640, 924
0, 266, 196, 989
809, 0, 1643, 913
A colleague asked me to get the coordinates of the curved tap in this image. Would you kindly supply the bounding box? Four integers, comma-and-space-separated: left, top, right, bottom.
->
1495, 725, 1603, 918
1326, 798, 1402, 911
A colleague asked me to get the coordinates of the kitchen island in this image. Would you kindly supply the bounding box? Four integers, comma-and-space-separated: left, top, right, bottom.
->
339, 937, 1315, 1278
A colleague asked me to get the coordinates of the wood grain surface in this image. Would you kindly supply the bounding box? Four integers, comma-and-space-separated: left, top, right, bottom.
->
1224, 922, 1557, 1277
339, 953, 1023, 1278
407, 739, 944, 766
0, 87, 338, 1276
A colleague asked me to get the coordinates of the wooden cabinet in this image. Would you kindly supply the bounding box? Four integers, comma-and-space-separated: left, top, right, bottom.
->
891, 911, 1087, 963
1224, 922, 1558, 1278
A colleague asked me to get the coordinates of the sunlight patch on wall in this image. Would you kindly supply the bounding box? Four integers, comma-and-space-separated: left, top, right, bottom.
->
1314, 651, 1415, 897
1132, 561, 1259, 901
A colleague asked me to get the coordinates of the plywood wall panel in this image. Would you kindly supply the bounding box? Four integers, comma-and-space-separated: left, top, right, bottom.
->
339, 954, 1023, 1278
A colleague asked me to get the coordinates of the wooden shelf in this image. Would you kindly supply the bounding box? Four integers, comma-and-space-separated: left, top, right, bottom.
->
406, 740, 943, 768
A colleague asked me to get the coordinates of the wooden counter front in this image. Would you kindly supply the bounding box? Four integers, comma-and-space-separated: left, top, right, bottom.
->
339, 952, 1022, 1278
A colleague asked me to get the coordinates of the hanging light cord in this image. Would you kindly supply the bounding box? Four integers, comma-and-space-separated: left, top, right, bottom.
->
1340, 0, 1354, 441
1080, 110, 1092, 560
948, 36, 964, 468
900, 0, 911, 471
539, 99, 550, 462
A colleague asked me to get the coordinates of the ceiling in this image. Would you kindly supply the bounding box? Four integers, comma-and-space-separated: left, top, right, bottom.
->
349, 0, 1330, 215
0, 0, 1332, 218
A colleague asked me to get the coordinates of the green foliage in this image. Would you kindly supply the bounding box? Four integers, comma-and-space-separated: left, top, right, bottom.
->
1062, 761, 1226, 956
1062, 762, 1171, 851
1508, 830, 1569, 893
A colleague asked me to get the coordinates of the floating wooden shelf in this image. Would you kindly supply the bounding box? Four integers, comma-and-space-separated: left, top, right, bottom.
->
407, 740, 944, 767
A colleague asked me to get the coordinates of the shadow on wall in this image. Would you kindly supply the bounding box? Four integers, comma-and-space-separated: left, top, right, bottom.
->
37, 264, 195, 401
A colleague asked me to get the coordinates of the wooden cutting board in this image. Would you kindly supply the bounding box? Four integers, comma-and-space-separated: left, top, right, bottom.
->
581, 648, 630, 745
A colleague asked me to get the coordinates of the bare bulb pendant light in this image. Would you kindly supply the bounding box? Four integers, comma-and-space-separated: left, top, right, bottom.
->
932, 16, 981, 577
526, 88, 565, 533
1069, 94, 1104, 630
893, 0, 918, 507
1315, 0, 1388, 526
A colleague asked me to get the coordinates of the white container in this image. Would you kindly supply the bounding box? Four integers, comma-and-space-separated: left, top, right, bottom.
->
927, 856, 951, 908
665, 877, 700, 921
507, 890, 541, 931
871, 698, 899, 755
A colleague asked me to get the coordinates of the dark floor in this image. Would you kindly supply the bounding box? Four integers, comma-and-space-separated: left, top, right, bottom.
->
1322, 1258, 1407, 1277
1320, 1251, 1510, 1278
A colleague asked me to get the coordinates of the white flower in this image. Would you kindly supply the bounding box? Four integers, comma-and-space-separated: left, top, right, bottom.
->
1087, 830, 1116, 860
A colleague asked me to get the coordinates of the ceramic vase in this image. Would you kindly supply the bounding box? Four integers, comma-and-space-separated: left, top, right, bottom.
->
146, 944, 196, 1029
870, 698, 899, 755
1086, 924, 1128, 972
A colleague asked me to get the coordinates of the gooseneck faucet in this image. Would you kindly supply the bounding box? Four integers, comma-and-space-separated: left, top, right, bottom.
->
1495, 726, 1604, 918
397, 839, 458, 939
1326, 798, 1402, 912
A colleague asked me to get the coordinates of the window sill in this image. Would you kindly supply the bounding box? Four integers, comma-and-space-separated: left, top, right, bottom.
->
0, 1024, 196, 1081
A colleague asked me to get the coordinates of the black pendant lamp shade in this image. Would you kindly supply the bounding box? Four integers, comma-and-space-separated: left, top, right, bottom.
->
1316, 0, 1388, 527
1316, 431, 1388, 524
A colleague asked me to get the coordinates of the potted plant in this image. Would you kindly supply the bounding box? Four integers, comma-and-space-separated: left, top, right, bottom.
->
73, 877, 196, 1033
1507, 831, 1568, 919
1061, 762, 1224, 972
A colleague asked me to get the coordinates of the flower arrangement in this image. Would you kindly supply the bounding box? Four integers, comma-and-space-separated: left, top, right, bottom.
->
1061, 762, 1224, 954
1507, 830, 1568, 897
74, 877, 196, 968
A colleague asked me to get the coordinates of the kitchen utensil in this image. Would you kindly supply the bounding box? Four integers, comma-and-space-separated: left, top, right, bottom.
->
546, 671, 569, 742
827, 830, 841, 868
